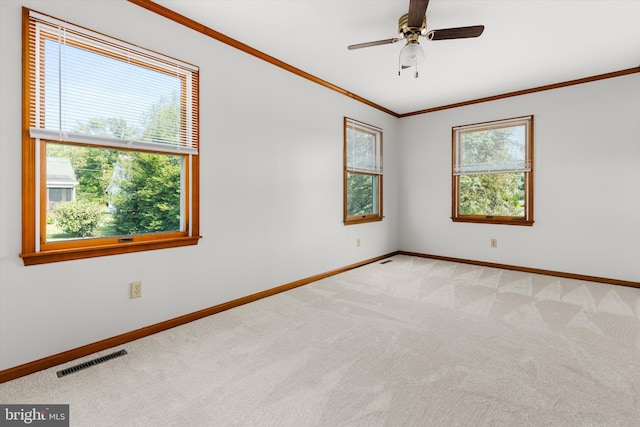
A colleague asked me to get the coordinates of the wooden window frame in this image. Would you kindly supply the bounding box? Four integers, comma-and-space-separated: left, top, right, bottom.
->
343, 117, 383, 225
20, 8, 200, 266
452, 115, 534, 226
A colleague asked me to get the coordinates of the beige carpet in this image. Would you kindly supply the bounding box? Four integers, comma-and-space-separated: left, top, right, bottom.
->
2, 255, 639, 426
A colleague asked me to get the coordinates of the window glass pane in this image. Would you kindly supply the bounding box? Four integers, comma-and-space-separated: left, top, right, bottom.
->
46, 142, 183, 242
458, 124, 527, 174
459, 172, 525, 216
347, 172, 377, 216
44, 38, 182, 146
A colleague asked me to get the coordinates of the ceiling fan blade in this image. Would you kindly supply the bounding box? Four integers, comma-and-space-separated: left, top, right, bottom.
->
347, 38, 401, 50
408, 0, 430, 28
427, 25, 485, 41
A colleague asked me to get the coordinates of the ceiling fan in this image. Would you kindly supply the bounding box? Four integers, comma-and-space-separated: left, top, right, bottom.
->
347, 0, 484, 78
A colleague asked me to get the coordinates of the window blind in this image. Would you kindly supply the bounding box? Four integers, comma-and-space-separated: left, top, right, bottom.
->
27, 10, 199, 155
453, 117, 531, 175
346, 119, 382, 174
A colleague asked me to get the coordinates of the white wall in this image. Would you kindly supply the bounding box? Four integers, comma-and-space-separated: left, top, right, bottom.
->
399, 73, 640, 282
0, 0, 400, 370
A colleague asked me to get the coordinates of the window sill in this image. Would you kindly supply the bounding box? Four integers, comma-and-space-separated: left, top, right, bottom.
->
20, 236, 202, 266
452, 217, 534, 226
344, 216, 384, 226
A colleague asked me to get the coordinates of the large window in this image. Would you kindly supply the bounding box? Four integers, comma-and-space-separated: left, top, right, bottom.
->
21, 9, 200, 265
452, 116, 533, 225
344, 118, 383, 225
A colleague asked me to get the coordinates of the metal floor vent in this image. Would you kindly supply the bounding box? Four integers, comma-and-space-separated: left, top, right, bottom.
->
380, 259, 394, 264
57, 349, 128, 378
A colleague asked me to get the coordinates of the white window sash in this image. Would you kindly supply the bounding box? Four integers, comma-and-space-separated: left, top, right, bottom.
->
31, 128, 197, 156
453, 160, 531, 176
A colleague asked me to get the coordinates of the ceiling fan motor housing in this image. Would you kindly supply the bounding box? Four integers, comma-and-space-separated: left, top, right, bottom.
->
398, 13, 427, 40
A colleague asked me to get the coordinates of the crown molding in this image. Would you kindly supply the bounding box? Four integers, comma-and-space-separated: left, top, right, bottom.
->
128, 1, 639, 118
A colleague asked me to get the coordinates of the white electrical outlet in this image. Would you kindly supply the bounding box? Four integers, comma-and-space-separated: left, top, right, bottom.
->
130, 281, 142, 299
490, 239, 498, 248
357, 238, 361, 247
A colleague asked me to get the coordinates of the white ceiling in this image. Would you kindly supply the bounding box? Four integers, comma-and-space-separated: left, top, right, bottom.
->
152, 0, 640, 116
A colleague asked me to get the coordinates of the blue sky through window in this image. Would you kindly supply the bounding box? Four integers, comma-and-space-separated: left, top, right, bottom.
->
44, 38, 181, 138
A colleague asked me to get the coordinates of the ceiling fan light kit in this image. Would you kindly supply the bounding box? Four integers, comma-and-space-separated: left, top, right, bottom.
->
399, 41, 424, 78
399, 41, 425, 67
347, 0, 485, 79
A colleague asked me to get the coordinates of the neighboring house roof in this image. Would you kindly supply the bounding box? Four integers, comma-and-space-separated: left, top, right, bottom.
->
46, 157, 79, 188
